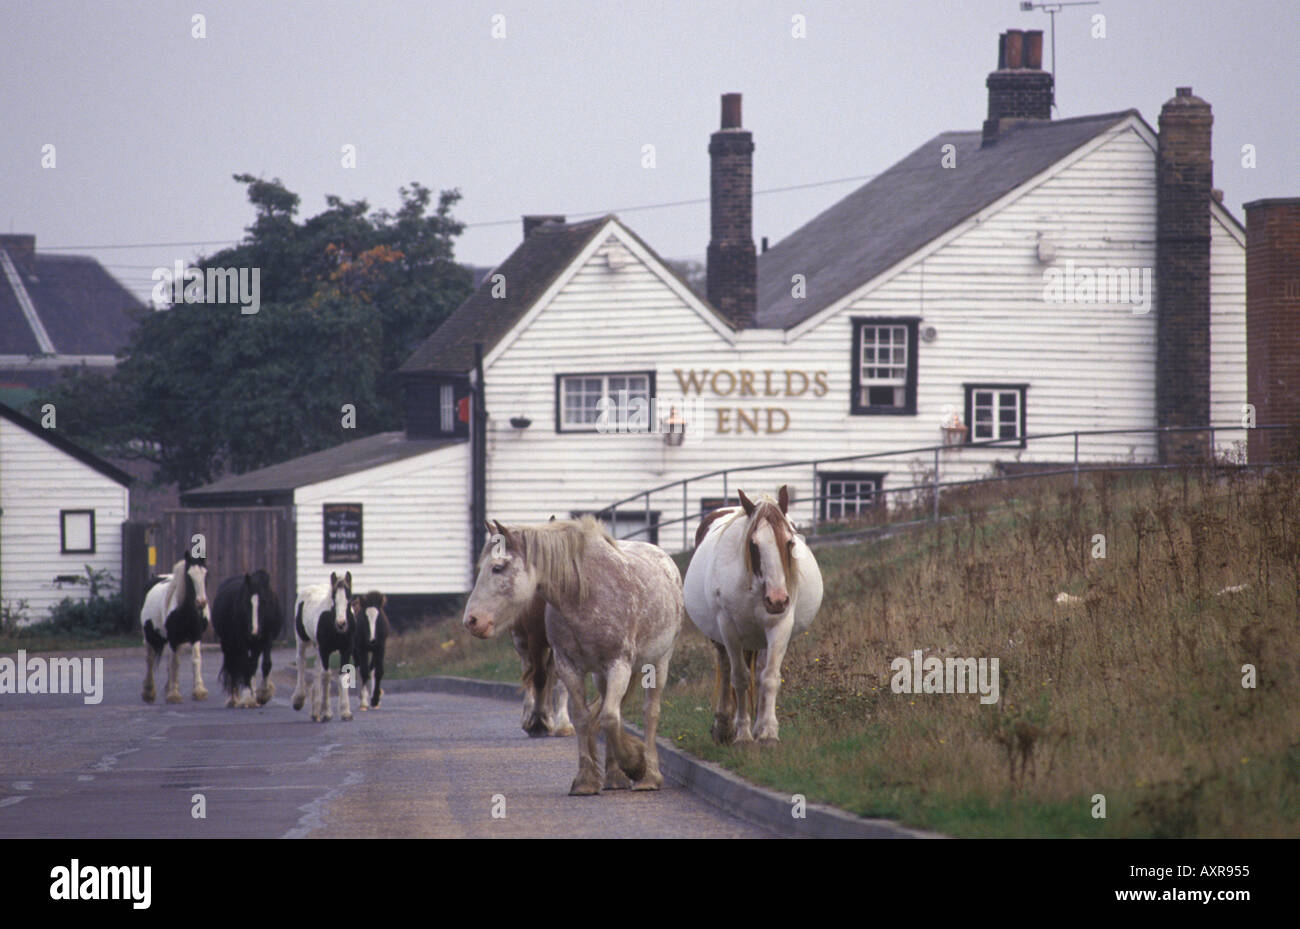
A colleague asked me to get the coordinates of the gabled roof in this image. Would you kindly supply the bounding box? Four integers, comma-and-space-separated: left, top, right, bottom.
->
180, 431, 462, 505
0, 401, 132, 487
400, 217, 612, 375
0, 245, 145, 356
755, 110, 1141, 329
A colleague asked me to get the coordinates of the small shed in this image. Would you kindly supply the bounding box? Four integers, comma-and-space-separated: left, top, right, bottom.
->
0, 402, 131, 623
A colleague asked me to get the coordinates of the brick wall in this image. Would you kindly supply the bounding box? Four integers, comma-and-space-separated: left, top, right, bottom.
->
1246, 198, 1300, 462
707, 93, 756, 329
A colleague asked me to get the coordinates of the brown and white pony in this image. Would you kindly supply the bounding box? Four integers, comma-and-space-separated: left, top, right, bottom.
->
464, 517, 683, 795
683, 486, 824, 743
140, 553, 211, 704
512, 592, 573, 736
291, 572, 356, 722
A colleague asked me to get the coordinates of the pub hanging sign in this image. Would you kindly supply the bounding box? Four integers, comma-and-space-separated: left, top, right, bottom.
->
323, 503, 363, 563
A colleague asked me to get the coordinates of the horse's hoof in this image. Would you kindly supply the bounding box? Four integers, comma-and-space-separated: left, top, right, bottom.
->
225, 696, 236, 708
552, 724, 575, 738
165, 693, 184, 704
731, 730, 755, 746
341, 713, 353, 722
632, 772, 664, 791
142, 690, 155, 704
710, 717, 733, 745
292, 694, 305, 711
256, 690, 272, 706
569, 777, 601, 796
320, 714, 332, 723
603, 767, 633, 790
359, 703, 368, 712
192, 689, 208, 701
523, 715, 549, 737
371, 700, 381, 709
756, 732, 780, 745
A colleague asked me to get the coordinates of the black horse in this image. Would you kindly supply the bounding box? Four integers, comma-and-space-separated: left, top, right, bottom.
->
351, 591, 390, 710
213, 571, 283, 708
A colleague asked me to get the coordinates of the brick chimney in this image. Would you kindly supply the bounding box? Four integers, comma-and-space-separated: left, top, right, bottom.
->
522, 215, 565, 238
707, 93, 756, 329
981, 29, 1054, 147
0, 234, 36, 274
1245, 198, 1300, 462
1156, 87, 1214, 462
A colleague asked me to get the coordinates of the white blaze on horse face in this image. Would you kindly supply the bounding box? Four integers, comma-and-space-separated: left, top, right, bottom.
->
752, 521, 790, 614
365, 607, 378, 639
188, 563, 209, 613
333, 585, 349, 632
249, 593, 260, 637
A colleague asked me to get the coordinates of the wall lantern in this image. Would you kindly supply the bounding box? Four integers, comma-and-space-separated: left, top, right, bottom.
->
662, 406, 686, 447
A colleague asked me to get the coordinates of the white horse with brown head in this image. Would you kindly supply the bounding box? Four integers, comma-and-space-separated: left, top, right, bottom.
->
464, 517, 683, 795
683, 486, 823, 744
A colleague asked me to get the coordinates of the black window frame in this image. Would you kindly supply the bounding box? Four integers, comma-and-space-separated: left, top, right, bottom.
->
572, 508, 660, 545
818, 472, 887, 522
554, 370, 657, 434
59, 509, 96, 554
850, 317, 919, 415
964, 383, 1029, 448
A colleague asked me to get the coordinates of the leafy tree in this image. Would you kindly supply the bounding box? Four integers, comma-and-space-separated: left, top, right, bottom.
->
38, 177, 473, 489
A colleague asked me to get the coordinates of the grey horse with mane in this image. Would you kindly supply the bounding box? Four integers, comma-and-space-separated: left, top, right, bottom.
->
464, 517, 683, 795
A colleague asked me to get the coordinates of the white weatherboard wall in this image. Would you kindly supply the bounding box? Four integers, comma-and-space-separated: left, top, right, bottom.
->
1209, 204, 1248, 456
0, 417, 128, 622
293, 442, 470, 595
477, 124, 1248, 549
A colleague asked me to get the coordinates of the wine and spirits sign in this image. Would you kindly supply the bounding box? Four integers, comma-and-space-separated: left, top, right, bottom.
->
323, 503, 363, 563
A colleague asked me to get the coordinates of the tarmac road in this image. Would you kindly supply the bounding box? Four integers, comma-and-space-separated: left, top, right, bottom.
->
0, 646, 772, 838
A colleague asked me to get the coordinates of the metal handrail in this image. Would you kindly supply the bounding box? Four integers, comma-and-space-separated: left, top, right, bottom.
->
596, 423, 1292, 549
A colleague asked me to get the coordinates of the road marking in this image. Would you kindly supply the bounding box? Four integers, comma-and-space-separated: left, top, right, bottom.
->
0, 797, 26, 809
283, 770, 363, 838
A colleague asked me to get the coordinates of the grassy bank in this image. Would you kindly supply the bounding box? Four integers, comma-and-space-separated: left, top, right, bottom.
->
392, 464, 1300, 837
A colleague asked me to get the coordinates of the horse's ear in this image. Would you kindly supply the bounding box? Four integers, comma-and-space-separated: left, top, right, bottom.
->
738, 489, 756, 517
330, 572, 338, 586
778, 485, 790, 514
382, 594, 388, 607
344, 571, 352, 588
549, 515, 556, 522
244, 572, 252, 585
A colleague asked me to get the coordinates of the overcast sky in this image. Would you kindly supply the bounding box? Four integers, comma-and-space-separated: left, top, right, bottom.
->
3, 0, 1296, 305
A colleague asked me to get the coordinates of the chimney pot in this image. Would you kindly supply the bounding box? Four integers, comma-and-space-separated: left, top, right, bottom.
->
720, 93, 743, 129
1024, 30, 1044, 70
1004, 29, 1024, 68
1176, 86, 1193, 97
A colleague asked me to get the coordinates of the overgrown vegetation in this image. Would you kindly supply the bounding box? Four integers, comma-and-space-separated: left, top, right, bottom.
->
1, 565, 138, 650
390, 460, 1300, 837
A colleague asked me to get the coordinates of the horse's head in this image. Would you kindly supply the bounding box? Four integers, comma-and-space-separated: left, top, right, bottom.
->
739, 485, 797, 615
329, 571, 354, 633
242, 573, 261, 637
465, 520, 537, 639
184, 551, 209, 616
352, 591, 386, 642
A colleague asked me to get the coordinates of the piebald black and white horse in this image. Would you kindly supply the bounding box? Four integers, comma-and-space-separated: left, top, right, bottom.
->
351, 590, 389, 711
140, 552, 211, 703
213, 571, 283, 708
291, 571, 356, 722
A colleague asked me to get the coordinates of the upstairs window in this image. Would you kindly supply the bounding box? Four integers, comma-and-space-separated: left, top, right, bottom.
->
556, 372, 653, 433
852, 318, 918, 415
965, 384, 1027, 447
439, 384, 455, 433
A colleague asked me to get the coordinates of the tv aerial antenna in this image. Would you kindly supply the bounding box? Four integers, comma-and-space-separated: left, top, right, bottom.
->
1019, 1, 1101, 112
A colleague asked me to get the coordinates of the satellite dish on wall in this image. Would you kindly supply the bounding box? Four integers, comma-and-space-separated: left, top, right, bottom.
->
921, 325, 938, 343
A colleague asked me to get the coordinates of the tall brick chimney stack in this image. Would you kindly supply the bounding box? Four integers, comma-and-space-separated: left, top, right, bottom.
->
1245, 198, 1300, 462
1156, 87, 1214, 462
981, 29, 1054, 147
707, 93, 756, 329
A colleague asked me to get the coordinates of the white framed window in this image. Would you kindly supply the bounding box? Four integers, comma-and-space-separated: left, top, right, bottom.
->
820, 473, 885, 521
556, 372, 652, 432
852, 318, 918, 414
439, 384, 455, 433
965, 384, 1027, 446
60, 509, 95, 554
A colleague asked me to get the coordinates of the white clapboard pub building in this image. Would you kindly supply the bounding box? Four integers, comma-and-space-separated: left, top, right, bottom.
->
184, 28, 1298, 605
0, 402, 132, 622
